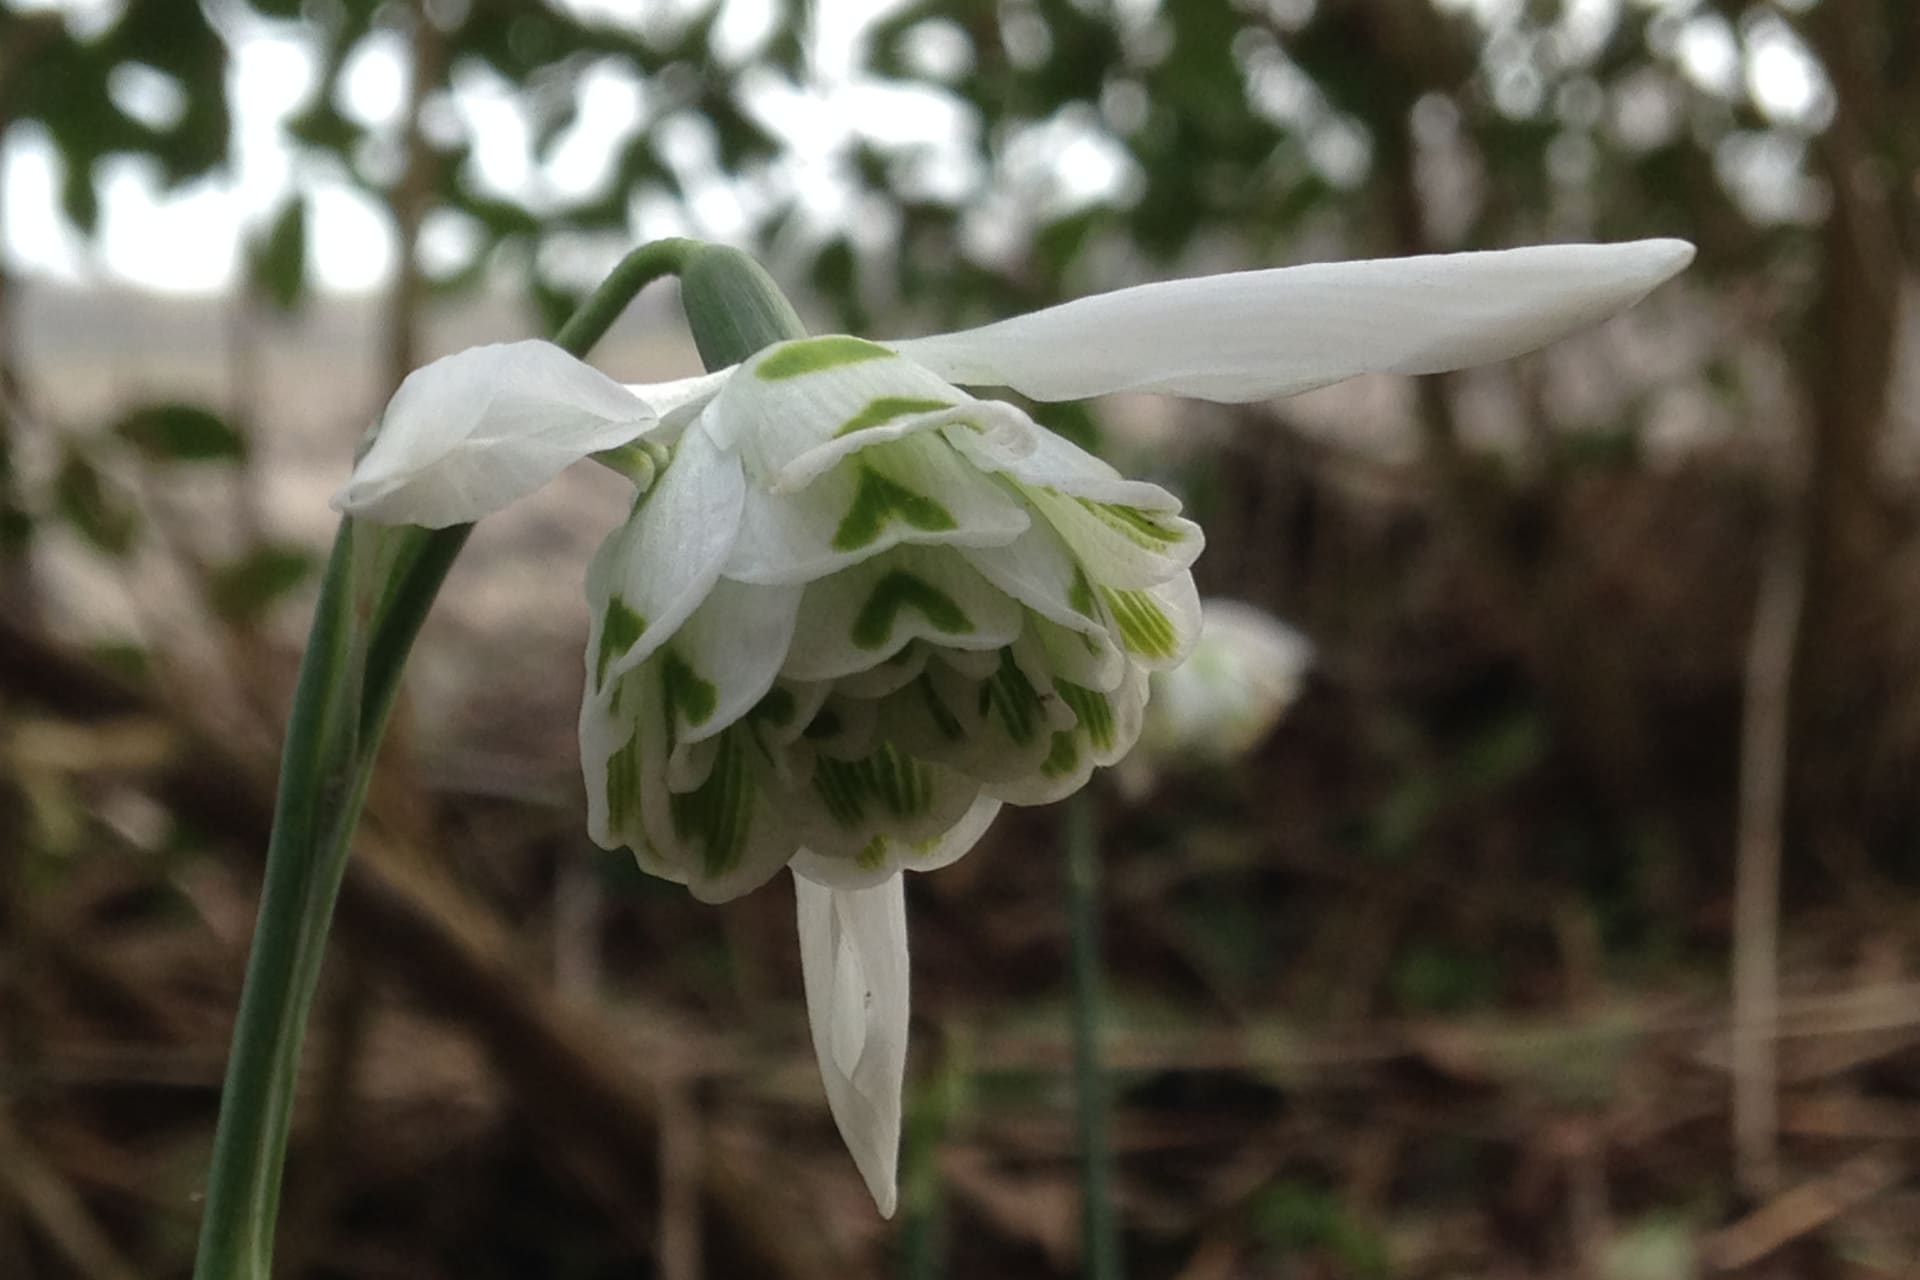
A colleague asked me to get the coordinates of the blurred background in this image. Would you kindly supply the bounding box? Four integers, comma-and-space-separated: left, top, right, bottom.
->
2, 0, 1917, 1275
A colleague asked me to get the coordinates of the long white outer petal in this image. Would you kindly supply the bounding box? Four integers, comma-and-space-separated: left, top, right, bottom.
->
334, 341, 660, 527
889, 239, 1694, 403
796, 871, 909, 1218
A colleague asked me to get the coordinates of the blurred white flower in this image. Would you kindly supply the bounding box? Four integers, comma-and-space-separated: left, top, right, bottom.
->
334, 238, 1693, 1215
1121, 599, 1313, 796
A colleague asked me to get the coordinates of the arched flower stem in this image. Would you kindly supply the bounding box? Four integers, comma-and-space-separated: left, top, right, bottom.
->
192, 237, 727, 1280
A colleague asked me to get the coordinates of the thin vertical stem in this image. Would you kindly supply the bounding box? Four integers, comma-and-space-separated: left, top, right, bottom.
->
192, 237, 702, 1280
1732, 509, 1805, 1196
1066, 789, 1123, 1280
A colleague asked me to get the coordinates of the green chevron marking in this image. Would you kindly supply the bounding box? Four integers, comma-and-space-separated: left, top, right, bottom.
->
755, 335, 894, 380
1041, 730, 1080, 778
595, 597, 646, 688
833, 465, 957, 551
836, 395, 952, 437
659, 648, 718, 729
851, 571, 973, 649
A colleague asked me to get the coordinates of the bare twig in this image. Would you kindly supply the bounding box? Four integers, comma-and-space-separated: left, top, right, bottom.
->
1732, 507, 1806, 1196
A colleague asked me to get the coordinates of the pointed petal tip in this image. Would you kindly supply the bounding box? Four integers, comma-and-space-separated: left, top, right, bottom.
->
1626, 237, 1696, 286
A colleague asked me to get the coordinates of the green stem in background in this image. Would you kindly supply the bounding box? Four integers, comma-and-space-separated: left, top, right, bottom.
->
192, 236, 708, 1280
898, 1034, 973, 1280
1066, 789, 1124, 1280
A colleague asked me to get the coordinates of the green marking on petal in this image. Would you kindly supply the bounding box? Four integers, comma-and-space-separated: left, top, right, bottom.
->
983, 648, 1044, 746
852, 570, 974, 649
668, 730, 753, 877
915, 675, 965, 742
1056, 680, 1114, 752
813, 755, 864, 825
1041, 730, 1080, 778
595, 597, 647, 688
1077, 497, 1186, 548
660, 649, 719, 729
1102, 587, 1178, 660
855, 836, 890, 869
1068, 566, 1097, 619
835, 395, 952, 437
755, 335, 894, 380
606, 733, 644, 834
812, 743, 936, 828
832, 465, 958, 551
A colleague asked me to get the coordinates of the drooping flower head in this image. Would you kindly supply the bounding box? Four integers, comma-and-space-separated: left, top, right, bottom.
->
334, 238, 1694, 1215
576, 335, 1200, 905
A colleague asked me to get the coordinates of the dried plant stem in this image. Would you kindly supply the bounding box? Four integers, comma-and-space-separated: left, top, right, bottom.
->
1732, 512, 1806, 1196
1066, 790, 1124, 1280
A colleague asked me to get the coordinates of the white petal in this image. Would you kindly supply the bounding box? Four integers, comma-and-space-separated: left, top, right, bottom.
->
583, 425, 747, 690
961, 520, 1107, 638
663, 579, 806, 745
701, 336, 967, 488
579, 653, 667, 857
945, 420, 1173, 510
334, 341, 662, 527
781, 546, 1024, 683
789, 740, 985, 863
581, 662, 800, 904
621, 368, 734, 432
795, 873, 909, 1218
1098, 571, 1202, 671
988, 665, 1149, 806
875, 639, 1072, 789
891, 240, 1694, 403
791, 795, 1002, 889
724, 432, 1030, 587
1024, 485, 1203, 592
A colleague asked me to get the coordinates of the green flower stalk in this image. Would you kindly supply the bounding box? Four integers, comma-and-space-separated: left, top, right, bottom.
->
191, 237, 786, 1278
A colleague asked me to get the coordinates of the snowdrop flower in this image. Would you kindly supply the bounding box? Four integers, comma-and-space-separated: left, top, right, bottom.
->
1119, 599, 1314, 796
333, 238, 1693, 1215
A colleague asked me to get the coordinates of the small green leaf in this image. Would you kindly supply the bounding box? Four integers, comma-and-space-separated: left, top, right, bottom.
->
54, 450, 138, 556
114, 404, 246, 463
208, 544, 316, 621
